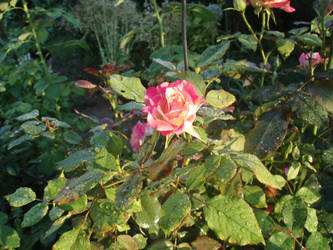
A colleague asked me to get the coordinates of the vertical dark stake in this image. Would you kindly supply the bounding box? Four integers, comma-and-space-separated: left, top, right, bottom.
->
182, 0, 188, 71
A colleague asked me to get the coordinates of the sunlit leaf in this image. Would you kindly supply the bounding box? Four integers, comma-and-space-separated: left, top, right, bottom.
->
21, 202, 48, 228
197, 40, 230, 67
205, 89, 236, 109
5, 187, 36, 207
56, 149, 95, 172
204, 195, 265, 245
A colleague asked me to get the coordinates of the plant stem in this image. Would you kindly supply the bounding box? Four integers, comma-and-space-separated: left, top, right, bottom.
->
320, 0, 327, 71
241, 11, 267, 86
328, 32, 333, 69
182, 0, 189, 71
22, 0, 48, 74
151, 0, 165, 48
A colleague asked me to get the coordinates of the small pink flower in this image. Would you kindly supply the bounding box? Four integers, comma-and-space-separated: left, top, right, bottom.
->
284, 167, 289, 175
130, 121, 152, 152
143, 80, 204, 136
247, 0, 295, 13
299, 52, 328, 68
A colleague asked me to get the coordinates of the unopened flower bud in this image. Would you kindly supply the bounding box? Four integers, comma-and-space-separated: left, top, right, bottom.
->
233, 0, 247, 12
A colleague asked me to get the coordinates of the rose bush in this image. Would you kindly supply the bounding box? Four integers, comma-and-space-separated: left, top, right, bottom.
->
143, 80, 204, 136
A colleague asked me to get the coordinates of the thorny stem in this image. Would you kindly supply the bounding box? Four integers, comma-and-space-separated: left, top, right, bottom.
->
151, 0, 165, 48
320, 0, 327, 71
273, 226, 306, 250
182, 0, 189, 71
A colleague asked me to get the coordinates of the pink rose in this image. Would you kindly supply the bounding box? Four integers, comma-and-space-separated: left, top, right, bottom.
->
143, 80, 204, 136
247, 0, 295, 13
130, 121, 153, 152
299, 52, 327, 68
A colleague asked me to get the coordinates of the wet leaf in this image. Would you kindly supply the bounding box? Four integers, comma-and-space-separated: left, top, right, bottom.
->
232, 153, 285, 189
117, 235, 139, 250
253, 208, 277, 237
21, 202, 49, 228
0, 225, 20, 249
56, 149, 95, 172
159, 193, 191, 234
197, 40, 230, 67
305, 207, 318, 233
54, 171, 104, 205
245, 111, 289, 158
21, 120, 45, 135
52, 228, 80, 250
309, 80, 333, 114
296, 187, 321, 204
266, 231, 295, 250
191, 236, 221, 250
7, 135, 33, 149
116, 173, 142, 210
5, 187, 36, 207
243, 185, 267, 208
15, 109, 39, 121
134, 195, 160, 233
186, 165, 206, 191
204, 195, 265, 245
44, 174, 67, 201
94, 147, 117, 171
205, 89, 236, 109
282, 197, 307, 237
147, 240, 173, 250
71, 232, 91, 250
63, 131, 82, 145
306, 232, 330, 250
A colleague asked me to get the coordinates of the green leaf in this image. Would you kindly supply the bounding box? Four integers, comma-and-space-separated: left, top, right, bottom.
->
305, 207, 318, 233
117, 235, 139, 250
243, 185, 267, 208
21, 120, 46, 135
116, 102, 145, 112
56, 150, 95, 172
182, 141, 206, 156
0, 225, 20, 249
147, 240, 173, 250
89, 199, 121, 232
237, 34, 257, 52
7, 135, 33, 149
296, 187, 321, 204
0, 212, 8, 225
287, 162, 301, 180
54, 171, 104, 205
5, 187, 36, 207
177, 71, 206, 96
296, 33, 322, 47
276, 38, 295, 59
52, 228, 80, 250
306, 232, 330, 250
71, 232, 91, 250
253, 208, 277, 237
197, 40, 230, 67
211, 155, 238, 186
134, 195, 161, 233
191, 236, 221, 250
244, 111, 289, 158
186, 165, 206, 191
108, 75, 146, 103
266, 231, 295, 250
63, 131, 82, 145
44, 174, 67, 201
293, 94, 328, 126
232, 153, 285, 189
309, 80, 333, 114
133, 234, 147, 249
205, 89, 236, 109
59, 194, 87, 212
152, 58, 176, 71
21, 202, 49, 228
94, 147, 117, 171
159, 193, 191, 234
282, 197, 307, 237
116, 173, 142, 210
15, 109, 39, 121
204, 195, 264, 245
49, 207, 64, 221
